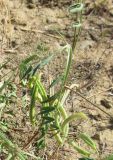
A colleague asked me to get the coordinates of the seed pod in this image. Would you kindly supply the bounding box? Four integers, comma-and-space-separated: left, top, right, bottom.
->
70, 141, 91, 157
80, 133, 97, 151
62, 113, 87, 134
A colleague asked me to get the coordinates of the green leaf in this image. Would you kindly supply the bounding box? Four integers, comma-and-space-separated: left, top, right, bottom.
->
42, 89, 63, 103
39, 106, 55, 115
36, 138, 45, 150
19, 64, 27, 79
19, 54, 38, 79
32, 54, 53, 76
22, 55, 38, 64
43, 116, 55, 124
49, 75, 64, 88
21, 65, 33, 80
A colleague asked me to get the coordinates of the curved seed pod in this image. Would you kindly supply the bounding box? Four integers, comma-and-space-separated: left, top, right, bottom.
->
58, 105, 69, 138
59, 84, 79, 139
70, 141, 91, 157
51, 100, 62, 129
79, 133, 97, 151
30, 83, 38, 125
36, 78, 47, 101
55, 114, 61, 129
58, 106, 69, 140
35, 77, 49, 107
62, 112, 87, 135
58, 104, 67, 120
69, 3, 84, 13
54, 131, 63, 145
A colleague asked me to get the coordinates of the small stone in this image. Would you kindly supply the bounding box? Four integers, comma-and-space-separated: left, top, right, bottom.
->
92, 133, 100, 141
27, 3, 36, 9
100, 99, 112, 109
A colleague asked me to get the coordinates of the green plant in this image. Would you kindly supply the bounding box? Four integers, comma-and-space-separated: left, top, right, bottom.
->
0, 130, 42, 159
0, 1, 98, 159
19, 0, 97, 159
0, 61, 42, 159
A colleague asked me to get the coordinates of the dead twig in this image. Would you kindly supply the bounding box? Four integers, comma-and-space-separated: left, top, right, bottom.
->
22, 130, 39, 149
4, 49, 17, 54
18, 26, 61, 39
22, 124, 43, 149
